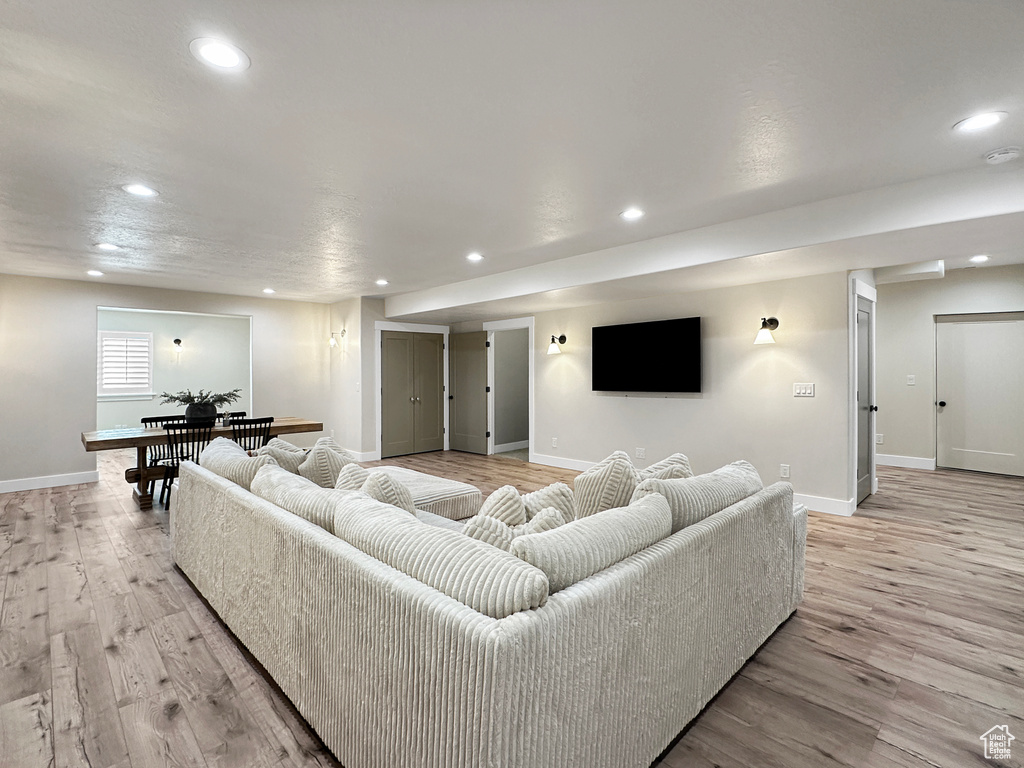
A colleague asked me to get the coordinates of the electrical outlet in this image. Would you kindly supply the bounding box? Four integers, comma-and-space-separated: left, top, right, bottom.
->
780, 464, 790, 478
331, 429, 335, 439
906, 375, 916, 386
635, 447, 646, 460
551, 437, 558, 448
876, 433, 883, 444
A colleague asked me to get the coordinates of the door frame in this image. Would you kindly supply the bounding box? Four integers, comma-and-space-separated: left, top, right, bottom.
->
849, 278, 877, 508
482, 317, 535, 458
374, 321, 449, 461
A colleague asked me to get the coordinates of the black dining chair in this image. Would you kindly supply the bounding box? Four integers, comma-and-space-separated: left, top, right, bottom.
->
230, 417, 275, 451
141, 415, 189, 494
159, 420, 215, 508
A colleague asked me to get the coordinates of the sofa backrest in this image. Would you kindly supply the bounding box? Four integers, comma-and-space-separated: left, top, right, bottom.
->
631, 460, 763, 533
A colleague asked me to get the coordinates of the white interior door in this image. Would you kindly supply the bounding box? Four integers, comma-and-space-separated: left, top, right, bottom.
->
936, 314, 1024, 476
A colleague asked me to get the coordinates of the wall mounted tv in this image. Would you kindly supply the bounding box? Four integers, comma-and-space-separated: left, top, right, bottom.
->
592, 316, 701, 393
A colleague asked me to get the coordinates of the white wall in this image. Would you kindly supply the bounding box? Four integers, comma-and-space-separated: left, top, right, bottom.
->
0, 274, 331, 488
876, 264, 1024, 463
96, 309, 252, 429
531, 271, 851, 505
493, 328, 529, 446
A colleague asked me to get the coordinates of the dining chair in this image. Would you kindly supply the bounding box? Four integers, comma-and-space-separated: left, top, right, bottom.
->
159, 420, 215, 508
141, 415, 189, 494
230, 417, 275, 451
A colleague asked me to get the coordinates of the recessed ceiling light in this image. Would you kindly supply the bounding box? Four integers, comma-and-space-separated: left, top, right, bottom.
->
189, 38, 251, 71
466, 252, 483, 262
953, 112, 1008, 132
122, 183, 158, 197
376, 279, 389, 286
87, 270, 104, 277
969, 254, 990, 264
262, 288, 275, 294
95, 242, 120, 251
620, 207, 645, 221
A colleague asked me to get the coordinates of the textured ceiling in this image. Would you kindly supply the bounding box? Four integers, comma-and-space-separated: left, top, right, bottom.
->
1, 1, 1023, 312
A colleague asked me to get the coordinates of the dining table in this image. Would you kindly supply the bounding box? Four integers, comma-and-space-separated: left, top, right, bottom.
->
81, 416, 324, 509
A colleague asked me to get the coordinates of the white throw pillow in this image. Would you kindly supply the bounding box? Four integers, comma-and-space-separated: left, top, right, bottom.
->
256, 445, 305, 474
510, 494, 672, 593
573, 451, 641, 518
199, 437, 278, 490
360, 472, 417, 515
519, 506, 567, 534
463, 514, 516, 551
265, 437, 307, 453
335, 462, 370, 490
298, 444, 355, 488
640, 453, 693, 480
631, 460, 763, 533
478, 485, 528, 527
522, 482, 574, 521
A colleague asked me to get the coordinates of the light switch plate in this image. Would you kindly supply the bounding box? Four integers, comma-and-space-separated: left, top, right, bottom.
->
793, 383, 815, 397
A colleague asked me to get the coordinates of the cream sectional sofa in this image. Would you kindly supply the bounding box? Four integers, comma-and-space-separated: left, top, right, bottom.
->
171, 458, 806, 768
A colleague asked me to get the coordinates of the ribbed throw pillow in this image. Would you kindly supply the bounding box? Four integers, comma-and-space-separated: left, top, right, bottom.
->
479, 485, 528, 526
265, 437, 307, 453
315, 435, 354, 459
332, 494, 549, 618
250, 463, 356, 534
573, 451, 641, 518
463, 514, 516, 550
510, 494, 672, 592
522, 482, 575, 521
199, 437, 279, 491
631, 460, 763, 533
521, 506, 568, 534
256, 445, 305, 473
335, 463, 370, 490
298, 444, 355, 488
640, 453, 693, 480
360, 472, 416, 514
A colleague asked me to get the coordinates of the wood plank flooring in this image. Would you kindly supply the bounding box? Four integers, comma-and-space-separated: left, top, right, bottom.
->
0, 450, 1021, 767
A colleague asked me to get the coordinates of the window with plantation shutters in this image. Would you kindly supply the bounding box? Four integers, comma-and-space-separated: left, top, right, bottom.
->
97, 330, 154, 397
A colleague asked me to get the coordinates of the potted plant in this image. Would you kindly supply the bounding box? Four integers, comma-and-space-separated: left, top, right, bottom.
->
159, 388, 243, 422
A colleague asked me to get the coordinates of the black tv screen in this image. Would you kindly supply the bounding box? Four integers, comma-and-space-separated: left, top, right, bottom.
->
592, 317, 701, 393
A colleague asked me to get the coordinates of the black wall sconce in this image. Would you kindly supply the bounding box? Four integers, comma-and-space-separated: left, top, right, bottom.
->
754, 317, 779, 345
547, 334, 567, 355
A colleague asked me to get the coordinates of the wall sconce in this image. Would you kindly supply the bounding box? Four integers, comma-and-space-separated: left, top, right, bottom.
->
754, 317, 779, 345
329, 330, 347, 348
173, 338, 183, 348
547, 334, 566, 355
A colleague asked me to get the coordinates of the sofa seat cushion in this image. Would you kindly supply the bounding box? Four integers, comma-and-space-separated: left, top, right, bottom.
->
631, 460, 763, 533
374, 466, 482, 520
199, 437, 278, 490
640, 453, 693, 480
250, 463, 355, 534
573, 451, 641, 518
360, 472, 416, 515
510, 494, 672, 592
332, 494, 548, 618
522, 482, 574, 521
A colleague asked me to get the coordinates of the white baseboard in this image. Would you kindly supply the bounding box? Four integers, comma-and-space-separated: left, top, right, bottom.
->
876, 454, 936, 470
529, 452, 596, 472
493, 440, 529, 453
0, 470, 101, 494
793, 493, 856, 517
347, 449, 381, 462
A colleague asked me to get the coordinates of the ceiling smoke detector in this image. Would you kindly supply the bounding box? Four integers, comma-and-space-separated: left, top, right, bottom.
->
985, 147, 1021, 165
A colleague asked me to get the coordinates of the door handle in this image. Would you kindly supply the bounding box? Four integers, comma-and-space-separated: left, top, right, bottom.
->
869, 405, 878, 412
938, 400, 946, 407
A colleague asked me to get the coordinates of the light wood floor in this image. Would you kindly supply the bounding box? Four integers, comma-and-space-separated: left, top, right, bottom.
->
1, 451, 1021, 768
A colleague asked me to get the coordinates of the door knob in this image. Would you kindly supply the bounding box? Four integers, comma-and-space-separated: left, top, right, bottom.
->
869, 405, 878, 412
410, 397, 415, 402
938, 400, 946, 407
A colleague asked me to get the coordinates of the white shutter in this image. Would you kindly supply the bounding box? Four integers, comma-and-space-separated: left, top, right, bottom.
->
98, 331, 154, 396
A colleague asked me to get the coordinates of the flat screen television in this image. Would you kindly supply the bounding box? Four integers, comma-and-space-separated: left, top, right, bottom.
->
592, 316, 701, 393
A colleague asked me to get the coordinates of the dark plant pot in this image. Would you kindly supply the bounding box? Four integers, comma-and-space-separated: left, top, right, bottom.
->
185, 403, 218, 423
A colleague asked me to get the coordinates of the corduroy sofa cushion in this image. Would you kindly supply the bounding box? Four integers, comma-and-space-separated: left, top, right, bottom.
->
510, 493, 672, 592
298, 444, 356, 488
631, 460, 763, 533
250, 463, 355, 534
640, 453, 693, 480
332, 494, 549, 618
375, 466, 483, 520
335, 463, 370, 490
199, 437, 279, 490
256, 445, 306, 473
522, 482, 575, 521
462, 514, 516, 550
573, 451, 641, 518
478, 485, 528, 526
